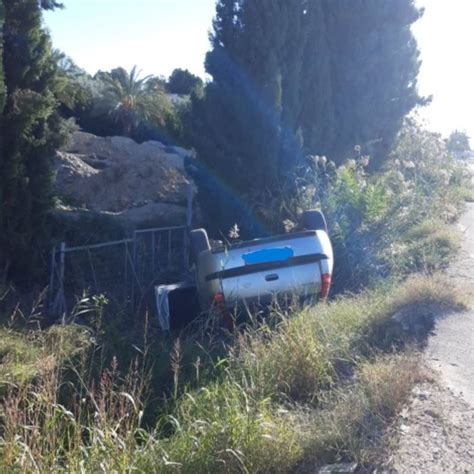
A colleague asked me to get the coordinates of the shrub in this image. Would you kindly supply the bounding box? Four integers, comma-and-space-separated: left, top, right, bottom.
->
167, 68, 203, 96
287, 120, 469, 291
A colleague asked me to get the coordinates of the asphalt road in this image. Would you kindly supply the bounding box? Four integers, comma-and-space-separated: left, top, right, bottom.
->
426, 202, 474, 406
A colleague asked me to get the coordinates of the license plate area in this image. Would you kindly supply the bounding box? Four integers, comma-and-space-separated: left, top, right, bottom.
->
242, 247, 294, 265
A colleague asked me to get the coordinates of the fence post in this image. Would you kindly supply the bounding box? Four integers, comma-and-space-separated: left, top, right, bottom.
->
184, 183, 194, 270
48, 246, 56, 317
124, 240, 128, 302
151, 231, 156, 279
131, 235, 137, 314
58, 242, 67, 324
186, 183, 193, 229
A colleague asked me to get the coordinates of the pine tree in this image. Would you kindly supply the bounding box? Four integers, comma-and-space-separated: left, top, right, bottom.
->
0, 0, 67, 281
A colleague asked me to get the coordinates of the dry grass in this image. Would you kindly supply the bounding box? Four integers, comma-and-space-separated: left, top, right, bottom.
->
398, 220, 461, 271
0, 325, 91, 397
0, 330, 44, 396
298, 353, 427, 470
390, 273, 466, 310
0, 274, 466, 472
228, 274, 464, 404
1, 354, 150, 472
455, 184, 474, 203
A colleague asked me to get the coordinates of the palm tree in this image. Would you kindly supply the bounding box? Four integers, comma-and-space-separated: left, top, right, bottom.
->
101, 66, 170, 137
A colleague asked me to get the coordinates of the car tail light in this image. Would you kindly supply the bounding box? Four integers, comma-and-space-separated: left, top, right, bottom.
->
210, 292, 233, 328
211, 292, 225, 305
320, 274, 331, 299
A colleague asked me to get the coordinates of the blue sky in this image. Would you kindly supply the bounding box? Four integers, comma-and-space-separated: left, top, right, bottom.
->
44, 0, 474, 142
44, 0, 216, 78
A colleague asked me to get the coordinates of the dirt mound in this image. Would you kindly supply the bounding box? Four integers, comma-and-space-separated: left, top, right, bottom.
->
52, 131, 197, 227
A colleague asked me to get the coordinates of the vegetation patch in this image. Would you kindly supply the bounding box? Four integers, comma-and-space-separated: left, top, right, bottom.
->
0, 330, 43, 395
0, 275, 465, 472
297, 354, 427, 470
0, 1, 471, 471
0, 325, 92, 396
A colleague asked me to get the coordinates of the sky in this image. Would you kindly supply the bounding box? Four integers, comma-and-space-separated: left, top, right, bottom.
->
413, 0, 473, 143
43, 0, 216, 78
44, 0, 474, 142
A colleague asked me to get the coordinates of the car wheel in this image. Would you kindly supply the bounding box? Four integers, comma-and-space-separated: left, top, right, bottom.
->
302, 209, 328, 233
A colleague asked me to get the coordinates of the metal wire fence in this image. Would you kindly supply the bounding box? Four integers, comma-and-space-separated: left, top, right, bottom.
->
48, 226, 189, 319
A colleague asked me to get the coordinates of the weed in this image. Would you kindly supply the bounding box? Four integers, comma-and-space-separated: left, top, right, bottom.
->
228, 275, 463, 405
0, 275, 465, 471
148, 380, 302, 473
299, 353, 426, 469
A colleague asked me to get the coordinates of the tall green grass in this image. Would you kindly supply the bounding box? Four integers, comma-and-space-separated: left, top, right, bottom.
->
0, 275, 465, 472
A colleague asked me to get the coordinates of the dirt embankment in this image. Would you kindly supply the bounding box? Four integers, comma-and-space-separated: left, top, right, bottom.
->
427, 203, 474, 405
389, 381, 474, 473
389, 203, 474, 473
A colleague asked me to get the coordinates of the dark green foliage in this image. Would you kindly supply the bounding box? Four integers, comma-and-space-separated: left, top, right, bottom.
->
446, 129, 471, 154
187, 0, 425, 236
298, 0, 335, 157
323, 0, 426, 168
100, 66, 158, 137
39, 0, 63, 9
97, 66, 181, 143
53, 51, 94, 120
187, 0, 310, 237
167, 68, 203, 95
53, 62, 183, 145
0, 4, 5, 114
49, 213, 126, 247
0, 0, 68, 281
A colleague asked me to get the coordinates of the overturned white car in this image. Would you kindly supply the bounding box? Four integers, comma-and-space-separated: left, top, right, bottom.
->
156, 210, 333, 330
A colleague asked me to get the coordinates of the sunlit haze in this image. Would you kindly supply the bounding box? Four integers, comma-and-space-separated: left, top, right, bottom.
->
414, 0, 474, 143
44, 0, 473, 143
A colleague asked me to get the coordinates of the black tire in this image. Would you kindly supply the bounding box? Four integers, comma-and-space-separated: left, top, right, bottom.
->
302, 209, 328, 233
190, 228, 211, 263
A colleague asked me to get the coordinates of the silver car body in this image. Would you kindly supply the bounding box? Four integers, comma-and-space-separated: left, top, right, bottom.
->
195, 230, 333, 310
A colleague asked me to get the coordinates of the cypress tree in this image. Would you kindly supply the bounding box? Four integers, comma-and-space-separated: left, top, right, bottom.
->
187, 0, 308, 236
187, 0, 425, 235
0, 0, 67, 281
272, 0, 308, 174
322, 0, 425, 167
298, 0, 335, 156
0, 4, 4, 114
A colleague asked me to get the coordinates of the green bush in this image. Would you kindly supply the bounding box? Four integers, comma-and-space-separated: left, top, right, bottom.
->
288, 120, 468, 291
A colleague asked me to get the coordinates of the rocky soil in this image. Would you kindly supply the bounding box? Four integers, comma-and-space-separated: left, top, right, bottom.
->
52, 131, 198, 228
387, 381, 474, 473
